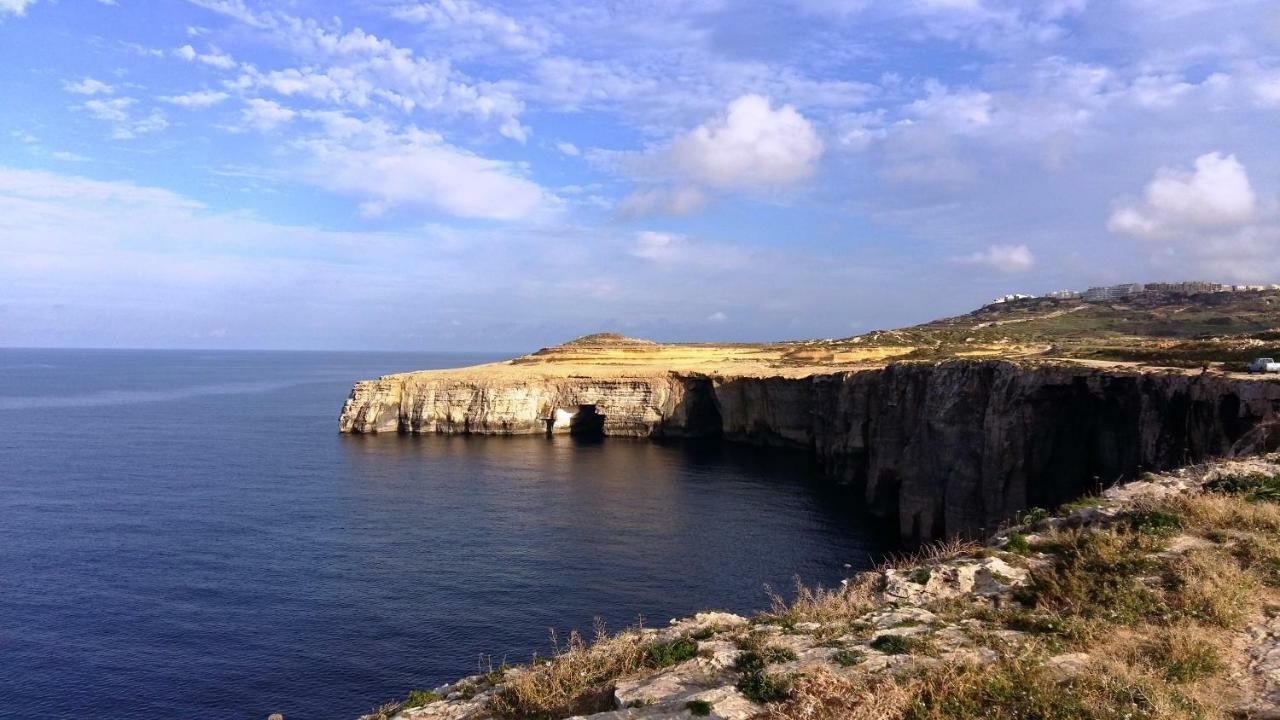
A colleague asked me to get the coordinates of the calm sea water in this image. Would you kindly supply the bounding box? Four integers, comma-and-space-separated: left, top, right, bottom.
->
0, 349, 891, 720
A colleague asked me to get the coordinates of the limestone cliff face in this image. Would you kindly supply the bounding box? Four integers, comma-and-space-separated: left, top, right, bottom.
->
339, 361, 1280, 542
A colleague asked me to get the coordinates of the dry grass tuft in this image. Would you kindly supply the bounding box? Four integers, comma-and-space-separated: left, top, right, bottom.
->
1175, 491, 1280, 535
1165, 548, 1259, 628
764, 572, 880, 625
879, 537, 983, 572
766, 667, 914, 720
489, 623, 650, 719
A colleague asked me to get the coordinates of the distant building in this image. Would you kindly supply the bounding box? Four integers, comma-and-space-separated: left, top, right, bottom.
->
1082, 283, 1145, 302
989, 293, 1034, 305
1145, 281, 1223, 295
1045, 290, 1081, 299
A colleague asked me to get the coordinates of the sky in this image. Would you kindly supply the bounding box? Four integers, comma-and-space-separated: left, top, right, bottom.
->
1, 0, 1278, 351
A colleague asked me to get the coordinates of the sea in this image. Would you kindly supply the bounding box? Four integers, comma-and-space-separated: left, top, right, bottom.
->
0, 349, 892, 719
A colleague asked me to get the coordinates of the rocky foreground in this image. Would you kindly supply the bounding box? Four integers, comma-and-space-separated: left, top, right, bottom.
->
361, 456, 1280, 720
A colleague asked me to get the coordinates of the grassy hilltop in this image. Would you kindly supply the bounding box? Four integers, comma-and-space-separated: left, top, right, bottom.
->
780, 288, 1280, 369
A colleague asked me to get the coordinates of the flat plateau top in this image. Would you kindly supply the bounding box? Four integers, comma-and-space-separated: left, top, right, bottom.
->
383, 290, 1280, 382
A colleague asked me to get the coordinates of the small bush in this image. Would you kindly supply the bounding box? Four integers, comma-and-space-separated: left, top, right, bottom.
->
733, 646, 797, 673
832, 648, 864, 666
685, 699, 713, 716
1004, 533, 1031, 555
1204, 472, 1280, 502
1020, 507, 1051, 524
1126, 509, 1182, 535
690, 625, 718, 641
1015, 528, 1167, 625
910, 568, 932, 584
645, 637, 698, 668
737, 671, 791, 703
401, 689, 441, 708
869, 634, 929, 655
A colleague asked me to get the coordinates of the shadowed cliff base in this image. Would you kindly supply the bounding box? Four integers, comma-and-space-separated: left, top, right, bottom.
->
339, 291, 1280, 544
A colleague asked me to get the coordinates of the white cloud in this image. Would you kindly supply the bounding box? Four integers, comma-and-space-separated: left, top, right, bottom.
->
190, 4, 527, 136
64, 77, 115, 95
291, 117, 552, 220
669, 94, 824, 190
163, 90, 230, 108
174, 44, 237, 69
958, 244, 1036, 273
0, 0, 37, 16
1255, 75, 1280, 107
83, 97, 133, 123
80, 98, 168, 140
1109, 152, 1280, 281
616, 187, 707, 217
389, 0, 552, 53
240, 98, 296, 131
1108, 152, 1256, 238
906, 81, 995, 133
629, 231, 686, 262
707, 311, 728, 322
51, 151, 90, 162
555, 141, 580, 156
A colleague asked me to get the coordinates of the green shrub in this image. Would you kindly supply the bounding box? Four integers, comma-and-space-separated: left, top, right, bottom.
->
832, 648, 864, 666
1004, 533, 1031, 554
1205, 473, 1280, 502
685, 699, 713, 716
910, 568, 932, 584
1020, 507, 1051, 524
401, 689, 441, 708
869, 634, 929, 655
1015, 529, 1168, 626
645, 637, 699, 668
736, 671, 791, 702
732, 645, 797, 673
1125, 509, 1182, 535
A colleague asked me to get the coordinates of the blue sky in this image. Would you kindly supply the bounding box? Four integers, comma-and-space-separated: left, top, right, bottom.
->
1, 0, 1278, 351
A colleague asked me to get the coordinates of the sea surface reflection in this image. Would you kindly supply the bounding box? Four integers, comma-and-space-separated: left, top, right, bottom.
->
0, 349, 891, 719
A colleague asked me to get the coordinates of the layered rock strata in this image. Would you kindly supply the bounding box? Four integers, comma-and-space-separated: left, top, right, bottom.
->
340, 359, 1280, 542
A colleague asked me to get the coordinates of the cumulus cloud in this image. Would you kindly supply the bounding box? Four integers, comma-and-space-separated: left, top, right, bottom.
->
240, 98, 296, 131
175, 44, 237, 69
79, 97, 168, 140
669, 94, 824, 190
958, 244, 1036, 273
555, 141, 580, 156
629, 231, 686, 262
1108, 152, 1256, 238
163, 90, 230, 108
63, 77, 115, 95
291, 116, 552, 220
1108, 152, 1280, 281
0, 0, 37, 16
388, 0, 552, 54
616, 186, 707, 218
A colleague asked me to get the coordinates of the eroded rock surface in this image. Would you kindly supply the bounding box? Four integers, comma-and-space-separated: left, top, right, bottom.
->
341, 351, 1280, 542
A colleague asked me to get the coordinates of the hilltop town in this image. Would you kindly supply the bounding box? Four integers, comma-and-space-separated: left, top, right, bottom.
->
989, 281, 1280, 307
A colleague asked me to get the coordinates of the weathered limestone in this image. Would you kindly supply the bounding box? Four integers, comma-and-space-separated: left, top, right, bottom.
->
340, 359, 1280, 542
365, 457, 1280, 720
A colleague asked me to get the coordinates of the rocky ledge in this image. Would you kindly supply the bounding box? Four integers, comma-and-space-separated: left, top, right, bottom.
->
340, 339, 1280, 542
361, 456, 1280, 720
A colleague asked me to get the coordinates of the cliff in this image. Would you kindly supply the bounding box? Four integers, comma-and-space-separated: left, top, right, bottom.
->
339, 342, 1280, 542
361, 455, 1280, 720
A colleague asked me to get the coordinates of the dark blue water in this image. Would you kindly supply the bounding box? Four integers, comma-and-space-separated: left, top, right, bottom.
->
0, 349, 891, 720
